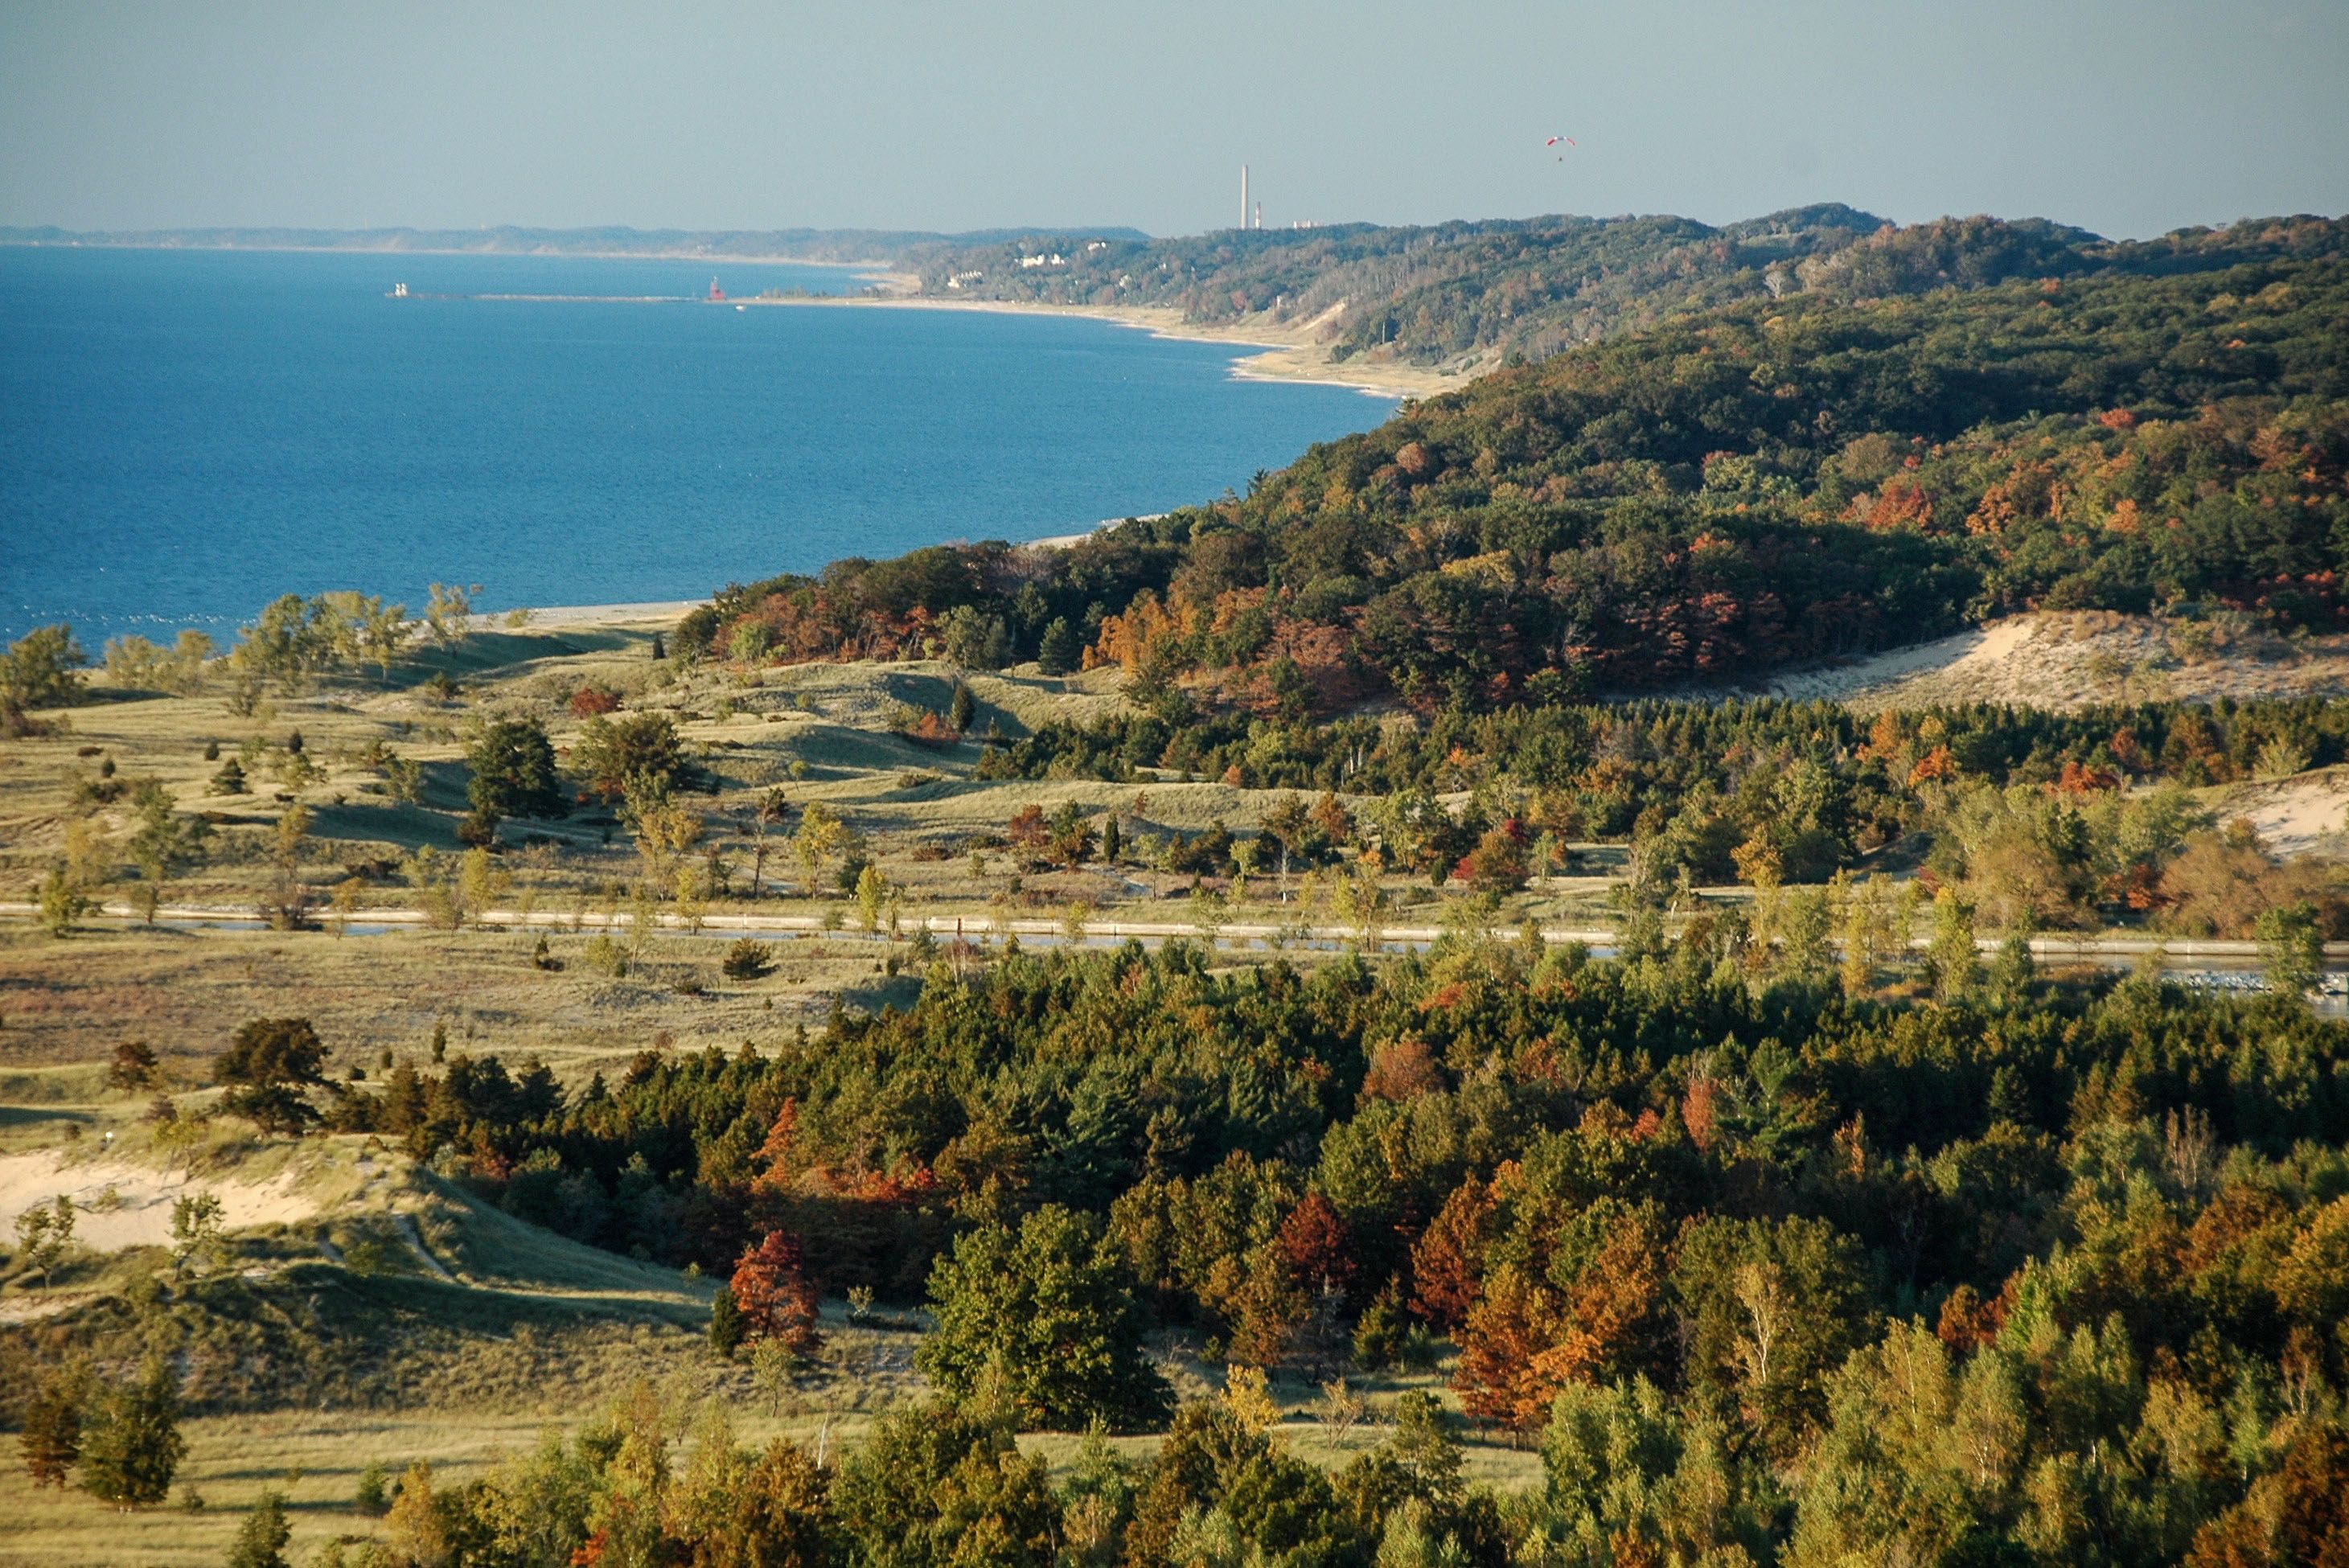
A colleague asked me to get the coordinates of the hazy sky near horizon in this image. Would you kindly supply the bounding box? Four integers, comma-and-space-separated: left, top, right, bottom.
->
5, 1, 2346, 241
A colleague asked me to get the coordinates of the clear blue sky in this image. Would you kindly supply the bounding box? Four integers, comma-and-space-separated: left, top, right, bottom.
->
4, 0, 2344, 240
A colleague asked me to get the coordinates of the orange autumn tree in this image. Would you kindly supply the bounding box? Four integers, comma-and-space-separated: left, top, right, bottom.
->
730, 1231, 822, 1357
1454, 1199, 1671, 1431
1410, 1177, 1497, 1330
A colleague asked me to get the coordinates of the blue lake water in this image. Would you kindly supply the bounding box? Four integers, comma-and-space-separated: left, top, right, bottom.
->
0, 247, 1391, 642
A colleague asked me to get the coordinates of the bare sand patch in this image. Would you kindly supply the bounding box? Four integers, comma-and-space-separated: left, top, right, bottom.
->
2223, 767, 2349, 860
1747, 612, 2349, 712
0, 1150, 318, 1251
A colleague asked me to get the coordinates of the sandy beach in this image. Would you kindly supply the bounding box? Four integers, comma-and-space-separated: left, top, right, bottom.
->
508, 599, 701, 629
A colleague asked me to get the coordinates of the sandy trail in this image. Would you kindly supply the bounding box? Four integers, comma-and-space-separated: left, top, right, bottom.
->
0, 1151, 318, 1252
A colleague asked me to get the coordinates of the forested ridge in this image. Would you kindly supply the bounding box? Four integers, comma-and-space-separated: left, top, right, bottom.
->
910, 207, 2346, 367
688, 215, 2349, 707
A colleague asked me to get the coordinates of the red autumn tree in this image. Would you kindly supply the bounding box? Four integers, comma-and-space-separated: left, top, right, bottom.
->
1455, 821, 1530, 893
1452, 1266, 1563, 1429
1682, 1075, 1719, 1153
730, 1231, 823, 1356
1275, 1192, 1354, 1298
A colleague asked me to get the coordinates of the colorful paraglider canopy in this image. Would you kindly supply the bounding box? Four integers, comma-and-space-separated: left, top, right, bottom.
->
1545, 135, 1576, 147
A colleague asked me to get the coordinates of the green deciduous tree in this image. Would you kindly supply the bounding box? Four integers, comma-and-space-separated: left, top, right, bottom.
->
832, 1402, 1058, 1568
126, 779, 209, 922
1671, 1216, 1871, 1460
2256, 901, 2323, 1001
1928, 888, 1978, 1001
35, 864, 86, 937
170, 1192, 225, 1275
14, 1196, 75, 1287
663, 1404, 836, 1568
572, 712, 691, 807
0, 623, 88, 724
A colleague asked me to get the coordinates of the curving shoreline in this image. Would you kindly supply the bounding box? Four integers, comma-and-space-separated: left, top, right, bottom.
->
735, 290, 1465, 399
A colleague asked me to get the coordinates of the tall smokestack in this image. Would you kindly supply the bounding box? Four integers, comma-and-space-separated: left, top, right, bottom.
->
1241, 164, 1249, 230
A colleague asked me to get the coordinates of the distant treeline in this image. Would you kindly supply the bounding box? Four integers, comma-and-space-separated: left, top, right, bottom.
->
910, 206, 2349, 366
977, 694, 2349, 935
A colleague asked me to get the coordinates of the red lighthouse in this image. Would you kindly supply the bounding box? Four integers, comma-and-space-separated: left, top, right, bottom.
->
708, 277, 726, 302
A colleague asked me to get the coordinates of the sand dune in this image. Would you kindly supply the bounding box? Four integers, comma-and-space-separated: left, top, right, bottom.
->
0, 1150, 318, 1253
1750, 612, 2349, 712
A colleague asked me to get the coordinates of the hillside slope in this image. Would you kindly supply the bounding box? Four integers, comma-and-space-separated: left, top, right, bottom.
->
689, 218, 2349, 709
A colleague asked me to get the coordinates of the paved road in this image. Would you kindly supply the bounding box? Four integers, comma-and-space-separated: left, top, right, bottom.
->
5, 899, 2343, 970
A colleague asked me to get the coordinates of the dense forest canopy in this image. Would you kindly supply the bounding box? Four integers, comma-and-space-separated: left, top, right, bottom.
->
686, 215, 2349, 707
229, 939, 2349, 1565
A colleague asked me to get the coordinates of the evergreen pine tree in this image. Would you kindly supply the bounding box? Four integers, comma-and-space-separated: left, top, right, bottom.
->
949, 679, 976, 733
225, 1491, 291, 1568
1036, 618, 1079, 676
708, 1282, 747, 1357
79, 1360, 185, 1508
18, 1362, 86, 1488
